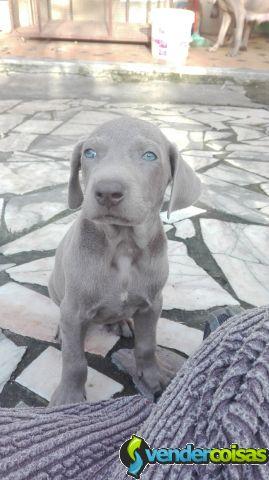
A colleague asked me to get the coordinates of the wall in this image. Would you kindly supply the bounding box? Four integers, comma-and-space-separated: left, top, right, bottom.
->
199, 0, 221, 35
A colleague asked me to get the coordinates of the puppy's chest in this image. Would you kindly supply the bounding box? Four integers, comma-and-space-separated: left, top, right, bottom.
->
104, 250, 144, 306
94, 244, 159, 321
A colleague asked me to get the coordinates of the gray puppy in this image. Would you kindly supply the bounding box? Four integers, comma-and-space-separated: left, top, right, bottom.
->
49, 116, 201, 406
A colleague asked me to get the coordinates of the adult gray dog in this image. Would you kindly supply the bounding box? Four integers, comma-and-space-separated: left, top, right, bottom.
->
208, 0, 269, 56
48, 116, 201, 406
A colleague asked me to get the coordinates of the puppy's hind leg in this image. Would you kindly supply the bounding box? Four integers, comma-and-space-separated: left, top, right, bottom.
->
228, 11, 245, 56
240, 22, 253, 51
106, 319, 134, 338
134, 296, 174, 401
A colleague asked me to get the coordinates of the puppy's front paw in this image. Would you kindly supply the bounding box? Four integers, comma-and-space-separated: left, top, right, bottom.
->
49, 384, 86, 407
137, 360, 174, 400
208, 45, 218, 52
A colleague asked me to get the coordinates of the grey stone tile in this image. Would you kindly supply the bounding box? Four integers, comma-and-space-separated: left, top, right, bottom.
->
84, 324, 120, 356
5, 185, 68, 233
161, 206, 206, 224
7, 257, 54, 286
0, 330, 26, 393
260, 206, 269, 216
0, 213, 78, 254
199, 174, 269, 224
204, 164, 267, 186
32, 112, 53, 120
163, 240, 238, 311
182, 150, 219, 171
0, 263, 15, 272
174, 219, 195, 239
183, 150, 219, 157
226, 159, 269, 179
76, 99, 105, 108
228, 118, 269, 126
0, 100, 20, 114
204, 131, 231, 142
201, 219, 269, 306
156, 114, 201, 126
70, 111, 120, 125
243, 138, 269, 147
161, 127, 189, 151
0, 161, 69, 195
226, 151, 269, 162
15, 119, 62, 134
226, 143, 269, 153
107, 106, 146, 118
163, 224, 173, 233
200, 174, 269, 207
207, 140, 229, 151
261, 183, 269, 196
189, 131, 204, 143
46, 107, 81, 121
231, 126, 264, 142
11, 99, 70, 114
211, 108, 249, 119
0, 282, 59, 341
15, 401, 28, 408
0, 198, 3, 218
215, 107, 269, 119
157, 317, 203, 356
5, 152, 54, 162
0, 114, 25, 134
185, 112, 230, 130
16, 346, 123, 402
0, 133, 37, 152
50, 122, 96, 136
30, 134, 77, 159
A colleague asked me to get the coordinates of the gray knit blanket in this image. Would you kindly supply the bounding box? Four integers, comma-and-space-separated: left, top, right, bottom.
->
0, 306, 268, 480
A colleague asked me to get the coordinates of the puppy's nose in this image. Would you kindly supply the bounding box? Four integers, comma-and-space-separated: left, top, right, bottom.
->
95, 181, 125, 207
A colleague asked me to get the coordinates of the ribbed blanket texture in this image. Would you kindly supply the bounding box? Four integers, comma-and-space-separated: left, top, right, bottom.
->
0, 306, 268, 480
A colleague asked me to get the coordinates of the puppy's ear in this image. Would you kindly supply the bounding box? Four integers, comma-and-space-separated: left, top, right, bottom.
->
68, 141, 84, 209
168, 143, 201, 217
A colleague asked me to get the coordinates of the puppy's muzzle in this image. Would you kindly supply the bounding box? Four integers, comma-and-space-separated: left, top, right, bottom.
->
94, 180, 125, 208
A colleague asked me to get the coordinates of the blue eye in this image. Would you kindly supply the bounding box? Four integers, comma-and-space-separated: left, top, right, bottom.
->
84, 148, 96, 159
142, 151, 157, 162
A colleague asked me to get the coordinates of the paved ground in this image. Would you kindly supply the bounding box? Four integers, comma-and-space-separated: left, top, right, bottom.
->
0, 72, 268, 407
1, 32, 269, 71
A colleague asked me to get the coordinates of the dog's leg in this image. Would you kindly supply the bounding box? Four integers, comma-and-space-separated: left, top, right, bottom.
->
228, 8, 245, 56
50, 302, 88, 406
134, 296, 174, 400
240, 21, 253, 51
209, 11, 232, 52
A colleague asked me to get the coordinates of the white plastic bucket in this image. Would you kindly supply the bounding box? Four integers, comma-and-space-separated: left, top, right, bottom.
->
0, 1, 11, 33
151, 8, 194, 66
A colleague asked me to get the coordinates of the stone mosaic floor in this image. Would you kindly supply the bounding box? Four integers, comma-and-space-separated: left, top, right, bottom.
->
0, 98, 268, 407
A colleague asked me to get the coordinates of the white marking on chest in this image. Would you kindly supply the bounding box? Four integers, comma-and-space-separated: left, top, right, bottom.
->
113, 253, 133, 303
120, 291, 129, 302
